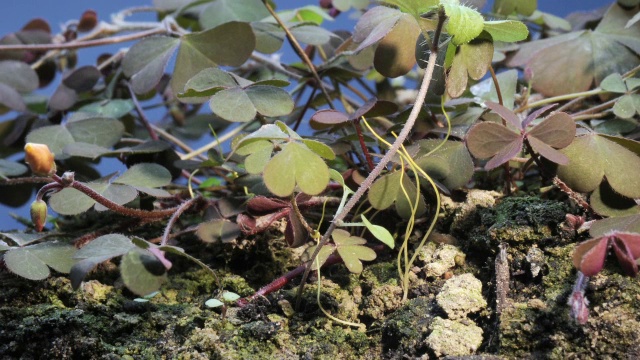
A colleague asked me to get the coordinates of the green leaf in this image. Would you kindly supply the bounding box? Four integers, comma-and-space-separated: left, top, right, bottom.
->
446, 37, 494, 98
26, 117, 124, 159
332, 229, 376, 274
120, 248, 168, 296
3, 242, 76, 280
251, 22, 286, 54
74, 234, 134, 259
301, 139, 336, 160
600, 73, 627, 93
374, 13, 420, 78
114, 163, 172, 189
178, 67, 239, 100
263, 142, 329, 197
368, 171, 426, 219
79, 99, 135, 118
3, 247, 50, 280
443, 0, 485, 45
361, 215, 394, 249
493, 0, 537, 16
0, 60, 39, 92
508, 4, 640, 97
308, 244, 336, 271
0, 159, 28, 178
205, 299, 224, 308
590, 181, 640, 217
199, 0, 270, 30
241, 140, 273, 174
0, 232, 50, 247
557, 134, 640, 198
415, 140, 474, 189
0, 82, 26, 111
171, 22, 256, 96
244, 85, 294, 117
209, 87, 256, 122
196, 220, 241, 243
483, 20, 529, 43
613, 94, 639, 118
590, 214, 640, 238
122, 36, 180, 94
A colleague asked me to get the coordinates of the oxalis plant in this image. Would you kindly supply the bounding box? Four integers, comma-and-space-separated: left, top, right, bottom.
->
0, 0, 639, 331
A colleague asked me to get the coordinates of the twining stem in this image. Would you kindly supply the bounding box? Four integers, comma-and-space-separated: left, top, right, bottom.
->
295, 9, 447, 308
262, 0, 334, 109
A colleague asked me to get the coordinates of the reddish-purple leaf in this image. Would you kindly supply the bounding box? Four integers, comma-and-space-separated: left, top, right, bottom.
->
285, 212, 308, 248
310, 109, 351, 130
527, 135, 569, 165
573, 237, 610, 277
484, 136, 523, 170
615, 232, 640, 260
526, 112, 575, 148
351, 98, 378, 120
485, 101, 521, 130
466, 122, 520, 159
612, 237, 638, 276
522, 104, 557, 128
247, 196, 288, 214
353, 99, 398, 119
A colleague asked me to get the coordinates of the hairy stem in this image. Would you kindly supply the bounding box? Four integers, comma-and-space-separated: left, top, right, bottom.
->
295, 10, 446, 308
161, 196, 201, 246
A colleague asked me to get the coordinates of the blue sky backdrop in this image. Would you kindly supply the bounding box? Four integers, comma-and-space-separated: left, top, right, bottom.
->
0, 0, 614, 230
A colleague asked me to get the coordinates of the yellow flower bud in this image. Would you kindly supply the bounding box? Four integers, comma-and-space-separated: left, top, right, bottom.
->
24, 143, 56, 176
30, 199, 48, 232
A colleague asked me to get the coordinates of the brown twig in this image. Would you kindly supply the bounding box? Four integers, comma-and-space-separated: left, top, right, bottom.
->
262, 0, 334, 109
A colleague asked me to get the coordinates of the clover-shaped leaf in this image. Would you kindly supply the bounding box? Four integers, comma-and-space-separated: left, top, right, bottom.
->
600, 73, 640, 119
590, 180, 640, 217
199, 0, 270, 30
508, 3, 640, 96
263, 142, 329, 197
368, 170, 426, 219
26, 117, 124, 160
0, 159, 28, 178
332, 229, 376, 274
3, 241, 76, 281
49, 164, 172, 215
414, 139, 474, 190
120, 248, 168, 296
196, 220, 241, 244
442, 0, 485, 45
446, 36, 494, 98
557, 134, 640, 199
122, 22, 255, 95
466, 102, 575, 170
179, 68, 293, 122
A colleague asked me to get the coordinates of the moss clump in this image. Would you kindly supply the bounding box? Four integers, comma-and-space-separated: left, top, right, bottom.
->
381, 296, 435, 357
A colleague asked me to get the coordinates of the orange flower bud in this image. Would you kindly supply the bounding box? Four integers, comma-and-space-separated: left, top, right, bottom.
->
30, 199, 48, 232
24, 143, 56, 176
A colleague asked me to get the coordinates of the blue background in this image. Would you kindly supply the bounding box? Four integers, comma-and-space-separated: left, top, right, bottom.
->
0, 0, 615, 231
